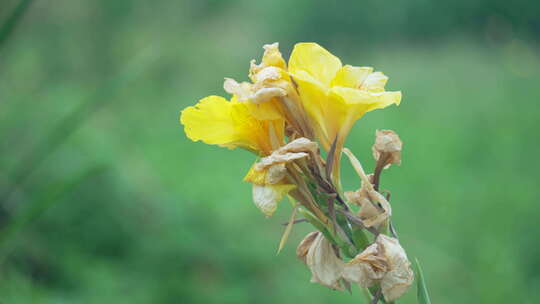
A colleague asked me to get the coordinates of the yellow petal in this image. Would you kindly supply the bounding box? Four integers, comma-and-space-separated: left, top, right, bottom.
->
329, 87, 401, 120
289, 42, 342, 86
331, 65, 373, 88
180, 95, 282, 154
180, 96, 240, 148
243, 164, 267, 185
288, 73, 332, 150
245, 98, 285, 121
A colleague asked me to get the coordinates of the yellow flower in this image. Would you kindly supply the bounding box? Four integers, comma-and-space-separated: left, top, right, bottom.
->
288, 43, 402, 152
180, 95, 284, 156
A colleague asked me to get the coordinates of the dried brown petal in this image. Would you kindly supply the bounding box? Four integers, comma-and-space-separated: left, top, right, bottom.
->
255, 152, 309, 171
251, 184, 294, 217
223, 78, 253, 102
343, 235, 413, 301
250, 87, 287, 104
276, 137, 318, 154
224, 77, 286, 104
296, 231, 319, 264
265, 163, 287, 184
372, 130, 402, 168
342, 243, 388, 287
306, 233, 345, 290
362, 190, 392, 228
343, 149, 391, 228
377, 235, 414, 302
254, 138, 317, 171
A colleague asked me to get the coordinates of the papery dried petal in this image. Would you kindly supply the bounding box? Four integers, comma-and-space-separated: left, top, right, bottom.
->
362, 190, 392, 228
255, 152, 308, 171
276, 137, 318, 154
377, 234, 414, 302
343, 149, 391, 228
266, 163, 287, 184
342, 243, 388, 287
296, 231, 319, 264
252, 184, 295, 217
306, 233, 345, 290
251, 87, 287, 104
223, 78, 253, 102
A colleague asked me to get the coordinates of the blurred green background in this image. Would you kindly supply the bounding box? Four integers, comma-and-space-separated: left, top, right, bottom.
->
1, 0, 539, 303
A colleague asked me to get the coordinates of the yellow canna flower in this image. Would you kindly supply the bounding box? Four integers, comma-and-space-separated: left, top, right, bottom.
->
180, 95, 284, 156
288, 43, 402, 152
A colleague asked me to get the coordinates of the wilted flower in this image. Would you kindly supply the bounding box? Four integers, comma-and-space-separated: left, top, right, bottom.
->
343, 234, 413, 301
372, 129, 402, 169
305, 232, 345, 290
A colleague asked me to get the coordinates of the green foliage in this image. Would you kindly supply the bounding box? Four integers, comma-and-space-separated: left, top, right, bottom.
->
0, 1, 540, 304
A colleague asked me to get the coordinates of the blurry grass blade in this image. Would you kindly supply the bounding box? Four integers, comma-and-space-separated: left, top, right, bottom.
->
0, 48, 157, 207
0, 0, 34, 50
277, 204, 298, 254
415, 258, 432, 304
0, 166, 106, 264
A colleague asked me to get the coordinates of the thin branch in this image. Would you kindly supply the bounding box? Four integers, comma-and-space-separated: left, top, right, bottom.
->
281, 218, 307, 226
372, 153, 391, 191
338, 209, 379, 236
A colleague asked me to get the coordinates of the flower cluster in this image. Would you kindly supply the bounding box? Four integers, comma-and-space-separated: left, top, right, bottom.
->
180, 42, 412, 302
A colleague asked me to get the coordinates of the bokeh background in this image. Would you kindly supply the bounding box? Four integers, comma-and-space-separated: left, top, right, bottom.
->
1, 0, 539, 303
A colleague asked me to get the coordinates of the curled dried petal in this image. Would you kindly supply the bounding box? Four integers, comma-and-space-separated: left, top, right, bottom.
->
306, 233, 345, 290
276, 137, 318, 154
377, 235, 414, 302
255, 152, 308, 171
342, 243, 388, 287
362, 190, 392, 228
224, 77, 286, 104
251, 87, 287, 104
252, 184, 295, 217
342, 235, 413, 301
223, 78, 253, 102
343, 149, 391, 228
254, 137, 317, 170
266, 163, 287, 184
296, 231, 319, 264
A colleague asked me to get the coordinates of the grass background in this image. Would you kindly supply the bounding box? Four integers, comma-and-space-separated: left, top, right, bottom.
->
1, 0, 540, 303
